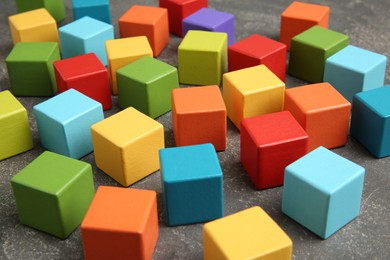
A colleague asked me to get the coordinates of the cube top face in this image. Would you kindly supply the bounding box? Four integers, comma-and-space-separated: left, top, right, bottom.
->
53, 53, 106, 79
119, 5, 167, 25
293, 26, 348, 51
72, 0, 109, 8
179, 30, 227, 52
282, 1, 330, 22
105, 36, 153, 60
354, 85, 390, 117
183, 7, 233, 30
9, 8, 55, 29
0, 90, 26, 117
6, 42, 59, 62
59, 16, 113, 39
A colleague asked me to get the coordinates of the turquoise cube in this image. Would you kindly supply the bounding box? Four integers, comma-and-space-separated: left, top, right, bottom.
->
59, 16, 113, 66
33, 89, 104, 159
324, 45, 387, 102
282, 146, 365, 239
72, 0, 111, 24
159, 143, 224, 226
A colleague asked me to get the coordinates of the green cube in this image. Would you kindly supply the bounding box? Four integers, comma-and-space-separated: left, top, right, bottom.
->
288, 26, 349, 83
11, 151, 95, 239
117, 56, 179, 118
15, 0, 66, 23
6, 42, 60, 97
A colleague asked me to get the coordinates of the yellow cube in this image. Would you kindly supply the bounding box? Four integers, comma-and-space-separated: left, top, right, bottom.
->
105, 37, 153, 94
223, 65, 285, 130
91, 107, 164, 186
8, 8, 59, 45
204, 206, 292, 260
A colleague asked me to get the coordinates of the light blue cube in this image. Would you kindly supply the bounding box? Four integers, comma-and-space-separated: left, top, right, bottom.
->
59, 16, 113, 66
159, 143, 224, 226
33, 89, 104, 159
282, 146, 365, 239
324, 45, 387, 102
72, 0, 111, 24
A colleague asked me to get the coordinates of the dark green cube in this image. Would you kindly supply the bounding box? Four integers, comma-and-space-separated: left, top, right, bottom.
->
15, 0, 66, 23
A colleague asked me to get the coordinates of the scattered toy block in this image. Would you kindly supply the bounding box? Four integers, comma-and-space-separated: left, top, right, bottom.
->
11, 151, 95, 239
280, 1, 330, 50
324, 45, 387, 102
204, 206, 292, 259
14, 0, 65, 22
282, 146, 365, 239
53, 53, 112, 110
288, 25, 348, 83
91, 107, 164, 186
117, 56, 179, 118
118, 5, 169, 57
0, 90, 33, 160
223, 64, 285, 130
159, 0, 208, 37
241, 111, 308, 189
81, 186, 158, 260
33, 89, 104, 159
178, 30, 227, 85
172, 85, 227, 151
160, 143, 223, 226
6, 42, 60, 96
72, 0, 111, 24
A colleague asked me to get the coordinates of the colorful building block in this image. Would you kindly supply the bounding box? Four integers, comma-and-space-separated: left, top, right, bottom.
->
324, 45, 387, 102
11, 151, 95, 239
172, 85, 227, 151
228, 34, 287, 81
159, 0, 208, 37
223, 65, 285, 130
282, 146, 365, 239
33, 89, 104, 159
118, 5, 169, 57
204, 206, 292, 259
53, 53, 112, 110
8, 8, 59, 45
288, 26, 348, 83
81, 186, 158, 260
178, 30, 227, 85
59, 16, 114, 66
160, 144, 223, 226
105, 37, 153, 95
6, 42, 60, 96
280, 1, 330, 50
0, 90, 33, 160
91, 107, 164, 186
241, 111, 308, 189
14, 0, 65, 22
72, 0, 111, 24
182, 8, 234, 45
117, 56, 179, 119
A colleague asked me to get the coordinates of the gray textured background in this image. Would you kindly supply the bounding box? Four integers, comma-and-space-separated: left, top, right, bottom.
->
1, 0, 389, 259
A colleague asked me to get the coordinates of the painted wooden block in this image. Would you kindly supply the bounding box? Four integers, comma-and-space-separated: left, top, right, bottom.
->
288, 26, 348, 83
53, 53, 112, 110
350, 85, 390, 158
11, 151, 95, 239
119, 5, 169, 57
324, 45, 387, 102
223, 64, 285, 130
81, 186, 158, 260
91, 107, 164, 186
117, 56, 179, 118
172, 85, 227, 151
182, 7, 234, 45
280, 1, 330, 50
204, 206, 292, 259
241, 111, 308, 189
8, 8, 59, 45
228, 34, 287, 81
284, 82, 350, 151
72, 0, 111, 24
159, 0, 208, 37
160, 143, 223, 226
178, 30, 227, 85
14, 0, 65, 22
105, 37, 153, 95
6, 42, 60, 97
59, 16, 114, 66
0, 90, 33, 160
33, 89, 104, 159
282, 146, 365, 239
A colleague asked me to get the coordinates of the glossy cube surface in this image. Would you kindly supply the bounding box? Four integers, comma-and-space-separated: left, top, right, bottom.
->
72, 0, 111, 24
14, 0, 65, 22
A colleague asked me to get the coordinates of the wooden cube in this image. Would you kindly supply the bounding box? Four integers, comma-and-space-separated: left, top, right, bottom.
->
91, 107, 164, 186
284, 82, 350, 151
81, 186, 159, 260
14, 0, 65, 22
72, 0, 111, 24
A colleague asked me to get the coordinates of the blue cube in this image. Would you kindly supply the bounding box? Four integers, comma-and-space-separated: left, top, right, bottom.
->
159, 143, 224, 226
59, 16, 114, 66
72, 0, 111, 24
282, 146, 365, 239
33, 89, 104, 159
324, 45, 387, 102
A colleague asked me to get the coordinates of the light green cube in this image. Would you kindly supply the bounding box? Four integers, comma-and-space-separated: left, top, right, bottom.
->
15, 0, 66, 22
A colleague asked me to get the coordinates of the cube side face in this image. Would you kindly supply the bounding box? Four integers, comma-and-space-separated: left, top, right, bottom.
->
284, 90, 307, 128
18, 22, 59, 44
228, 47, 261, 72
240, 122, 259, 186
117, 72, 149, 113
59, 32, 86, 60
152, 11, 170, 57
140, 197, 159, 260
261, 47, 287, 82
363, 59, 387, 92
73, 4, 111, 24
42, 0, 66, 22
223, 77, 244, 129
280, 16, 319, 50
83, 27, 114, 66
